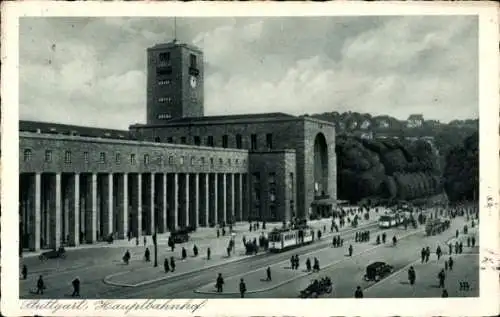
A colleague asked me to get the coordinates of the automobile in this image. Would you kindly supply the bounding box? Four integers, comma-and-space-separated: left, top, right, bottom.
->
39, 246, 66, 261
363, 261, 394, 282
170, 228, 190, 243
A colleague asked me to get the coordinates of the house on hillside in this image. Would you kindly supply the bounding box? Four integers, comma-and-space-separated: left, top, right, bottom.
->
373, 116, 391, 129
406, 114, 424, 128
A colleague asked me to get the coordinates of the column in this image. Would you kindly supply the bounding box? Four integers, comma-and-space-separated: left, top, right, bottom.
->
68, 173, 80, 246
222, 173, 227, 223
150, 173, 155, 234
136, 174, 142, 238
161, 173, 167, 232
243, 173, 250, 221
238, 173, 243, 222
214, 174, 218, 224
173, 173, 179, 230
194, 173, 200, 227
29, 173, 41, 251
85, 173, 97, 243
49, 173, 62, 249
229, 173, 235, 223
185, 174, 190, 227
102, 173, 113, 237
204, 174, 209, 227
116, 173, 128, 239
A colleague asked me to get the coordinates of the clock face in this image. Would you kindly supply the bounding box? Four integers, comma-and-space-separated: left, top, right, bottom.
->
190, 76, 197, 88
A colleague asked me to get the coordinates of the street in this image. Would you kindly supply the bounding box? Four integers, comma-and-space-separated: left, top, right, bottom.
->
19, 212, 479, 299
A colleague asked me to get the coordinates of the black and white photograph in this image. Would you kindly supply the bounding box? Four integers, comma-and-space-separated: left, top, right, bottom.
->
1, 2, 499, 317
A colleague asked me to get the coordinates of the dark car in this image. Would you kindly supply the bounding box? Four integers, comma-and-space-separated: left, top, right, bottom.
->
39, 247, 66, 261
170, 228, 190, 243
364, 261, 394, 281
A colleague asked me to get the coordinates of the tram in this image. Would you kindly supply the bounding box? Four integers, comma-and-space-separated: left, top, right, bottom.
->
268, 227, 314, 252
378, 213, 404, 229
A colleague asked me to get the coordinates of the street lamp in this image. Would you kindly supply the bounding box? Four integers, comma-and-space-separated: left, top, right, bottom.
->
153, 231, 158, 267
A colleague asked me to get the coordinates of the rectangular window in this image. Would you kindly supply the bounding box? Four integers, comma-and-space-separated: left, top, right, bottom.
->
219, 158, 223, 165
84, 152, 89, 163
158, 97, 172, 103
251, 134, 257, 151
159, 52, 171, 63
210, 158, 214, 165
179, 156, 185, 165
64, 151, 71, 164
23, 149, 32, 162
167, 137, 174, 143
130, 154, 136, 165
190, 157, 196, 166
45, 150, 52, 162
235, 159, 239, 165
180, 137, 187, 144
201, 157, 205, 165
116, 153, 121, 164
144, 154, 150, 165
158, 113, 172, 120
236, 134, 242, 149
269, 172, 276, 185
100, 152, 106, 164
222, 135, 228, 148
266, 133, 273, 150
190, 54, 197, 68
168, 156, 174, 165
227, 158, 231, 166
207, 136, 214, 147
159, 155, 164, 165
194, 136, 201, 146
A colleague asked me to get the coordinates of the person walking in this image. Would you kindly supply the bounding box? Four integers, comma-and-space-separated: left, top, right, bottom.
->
436, 246, 442, 260
163, 258, 170, 273
71, 277, 80, 297
408, 266, 416, 285
36, 275, 45, 295
170, 256, 176, 272
216, 273, 224, 293
239, 278, 247, 298
207, 247, 211, 260
348, 244, 353, 257
438, 269, 446, 288
354, 286, 363, 298
21, 265, 28, 280
266, 266, 272, 281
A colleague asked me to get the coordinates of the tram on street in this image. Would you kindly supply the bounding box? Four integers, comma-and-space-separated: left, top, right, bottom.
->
378, 213, 404, 229
268, 227, 314, 252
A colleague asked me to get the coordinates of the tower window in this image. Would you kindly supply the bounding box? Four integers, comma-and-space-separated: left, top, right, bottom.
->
130, 154, 136, 165
116, 153, 121, 164
236, 134, 242, 149
158, 97, 172, 103
266, 133, 273, 150
158, 113, 172, 120
84, 152, 89, 163
99, 152, 106, 164
159, 52, 171, 63
144, 154, 150, 165
251, 134, 258, 151
190, 54, 197, 68
158, 80, 171, 86
23, 149, 32, 162
45, 150, 52, 162
222, 135, 228, 148
64, 151, 72, 164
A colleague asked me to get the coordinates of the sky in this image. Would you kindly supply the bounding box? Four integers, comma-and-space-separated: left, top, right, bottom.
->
19, 16, 478, 130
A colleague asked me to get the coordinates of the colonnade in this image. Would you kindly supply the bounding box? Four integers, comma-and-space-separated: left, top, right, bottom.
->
19, 172, 249, 251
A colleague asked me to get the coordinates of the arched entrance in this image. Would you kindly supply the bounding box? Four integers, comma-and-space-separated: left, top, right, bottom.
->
312, 133, 330, 219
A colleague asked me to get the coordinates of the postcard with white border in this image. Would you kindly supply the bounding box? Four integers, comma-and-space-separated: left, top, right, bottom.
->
1, 1, 499, 316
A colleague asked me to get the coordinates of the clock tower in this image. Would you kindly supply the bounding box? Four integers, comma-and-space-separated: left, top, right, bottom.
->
146, 41, 204, 124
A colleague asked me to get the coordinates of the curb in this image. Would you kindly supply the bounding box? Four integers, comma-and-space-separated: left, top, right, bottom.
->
194, 228, 426, 295
102, 253, 268, 287
102, 221, 379, 288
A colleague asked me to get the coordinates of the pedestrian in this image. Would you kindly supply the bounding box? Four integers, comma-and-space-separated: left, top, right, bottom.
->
36, 275, 45, 295
144, 247, 151, 262
306, 258, 311, 272
467, 237, 470, 247
448, 257, 454, 271
217, 229, 220, 238
21, 265, 27, 280
207, 247, 211, 260
455, 242, 459, 254
420, 248, 426, 263
448, 243, 452, 255
71, 277, 80, 297
295, 255, 300, 270
436, 246, 442, 260
123, 250, 131, 265
441, 289, 449, 297
313, 257, 320, 272
425, 247, 430, 263
164, 258, 170, 273
471, 236, 476, 247
182, 247, 187, 260
348, 244, 353, 257
170, 256, 176, 272
216, 273, 224, 293
354, 286, 363, 298
135, 236, 139, 246
408, 266, 416, 285
355, 232, 359, 242
290, 256, 295, 270
143, 236, 147, 247
459, 242, 463, 254
317, 230, 322, 240
382, 233, 386, 244
193, 245, 198, 257
332, 236, 336, 247
168, 237, 175, 252
239, 278, 247, 298
266, 266, 272, 281
340, 238, 344, 246
455, 229, 459, 239
438, 269, 446, 288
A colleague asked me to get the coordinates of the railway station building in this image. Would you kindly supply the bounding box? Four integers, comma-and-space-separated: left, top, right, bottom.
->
19, 40, 337, 251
